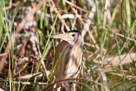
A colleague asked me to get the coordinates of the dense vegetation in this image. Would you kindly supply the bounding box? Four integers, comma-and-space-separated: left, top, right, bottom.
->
0, 0, 136, 91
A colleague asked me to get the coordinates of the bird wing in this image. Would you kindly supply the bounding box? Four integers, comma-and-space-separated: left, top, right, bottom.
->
64, 44, 82, 79
54, 41, 71, 80
54, 41, 82, 80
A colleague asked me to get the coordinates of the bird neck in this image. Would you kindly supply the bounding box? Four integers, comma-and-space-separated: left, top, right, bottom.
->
74, 35, 82, 45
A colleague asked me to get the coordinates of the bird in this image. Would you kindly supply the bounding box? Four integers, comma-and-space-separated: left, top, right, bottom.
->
51, 30, 83, 91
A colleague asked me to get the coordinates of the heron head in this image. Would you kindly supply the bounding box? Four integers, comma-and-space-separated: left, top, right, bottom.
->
51, 30, 82, 45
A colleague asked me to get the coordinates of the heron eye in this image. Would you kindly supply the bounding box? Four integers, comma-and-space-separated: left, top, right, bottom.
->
72, 34, 75, 37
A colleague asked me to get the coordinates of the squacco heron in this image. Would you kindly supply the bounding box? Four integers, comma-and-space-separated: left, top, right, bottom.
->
51, 30, 83, 91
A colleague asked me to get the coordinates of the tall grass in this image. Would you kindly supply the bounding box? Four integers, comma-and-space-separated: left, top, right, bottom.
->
0, 0, 136, 91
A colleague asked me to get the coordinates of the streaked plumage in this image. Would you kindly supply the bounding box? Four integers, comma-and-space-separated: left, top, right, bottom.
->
51, 30, 83, 91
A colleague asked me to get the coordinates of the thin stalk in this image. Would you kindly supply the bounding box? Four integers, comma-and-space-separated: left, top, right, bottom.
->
33, 9, 60, 87
115, 37, 126, 89
0, 0, 4, 44
130, 0, 136, 18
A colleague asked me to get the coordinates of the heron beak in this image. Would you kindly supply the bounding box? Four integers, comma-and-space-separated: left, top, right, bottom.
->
50, 33, 73, 40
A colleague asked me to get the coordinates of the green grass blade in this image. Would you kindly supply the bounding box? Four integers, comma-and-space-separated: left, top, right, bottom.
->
126, 0, 131, 27
0, 0, 4, 45
95, 0, 100, 45
47, 54, 60, 83
21, 72, 43, 91
130, 0, 136, 18
42, 41, 52, 59
44, 5, 48, 27
116, 37, 126, 89
33, 8, 60, 87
